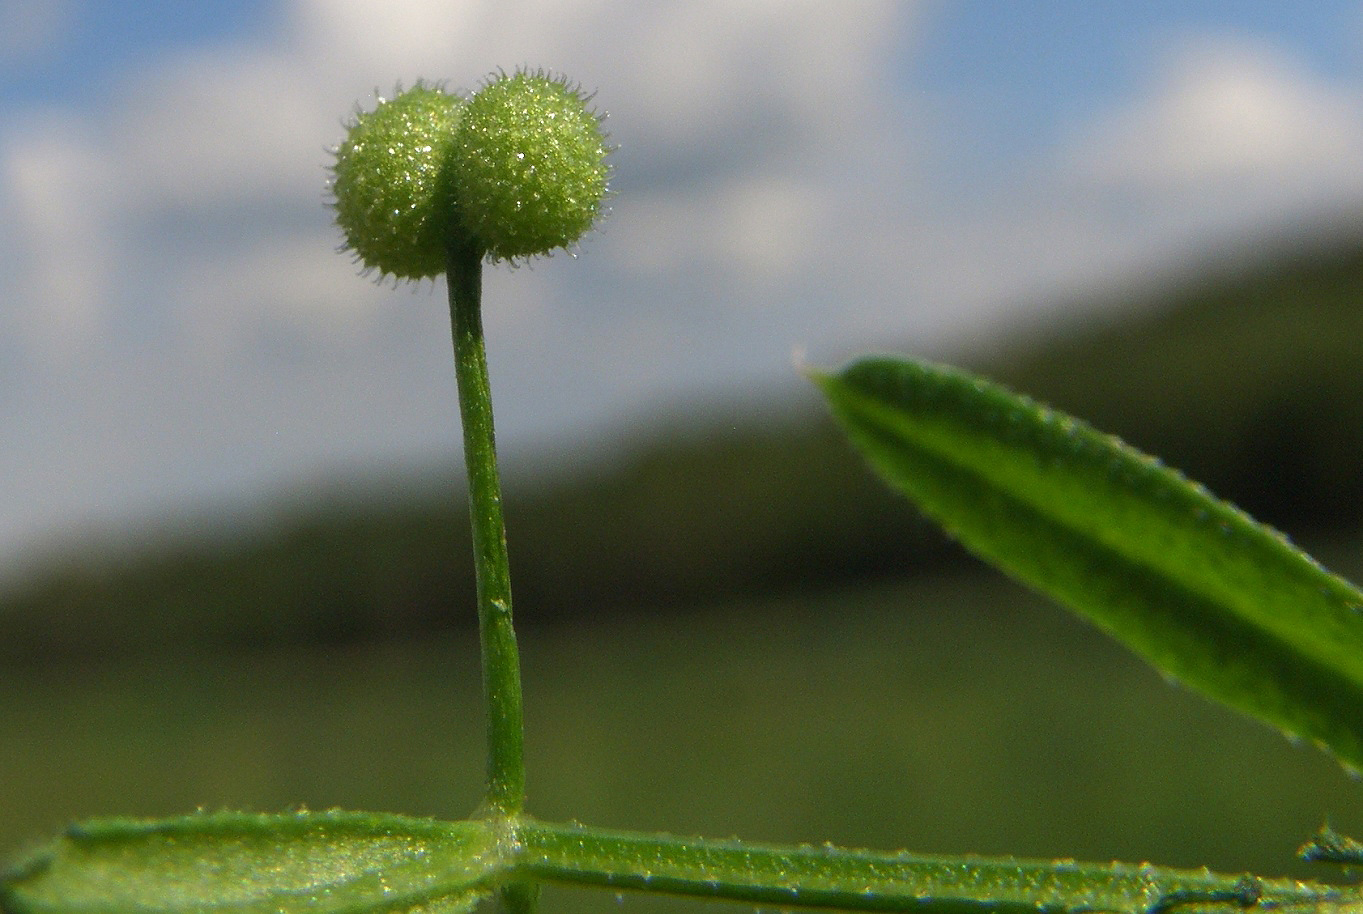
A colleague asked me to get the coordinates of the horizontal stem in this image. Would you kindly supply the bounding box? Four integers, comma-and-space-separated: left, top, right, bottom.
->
513, 820, 1356, 914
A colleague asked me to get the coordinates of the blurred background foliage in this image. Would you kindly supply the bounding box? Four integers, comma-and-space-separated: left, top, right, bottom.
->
6, 227, 1363, 912
5, 226, 1363, 661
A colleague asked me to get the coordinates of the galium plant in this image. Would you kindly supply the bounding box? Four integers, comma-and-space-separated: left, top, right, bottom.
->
5, 67, 1363, 914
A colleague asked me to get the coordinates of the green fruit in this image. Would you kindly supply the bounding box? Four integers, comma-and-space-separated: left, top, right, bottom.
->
453, 70, 610, 261
331, 84, 464, 280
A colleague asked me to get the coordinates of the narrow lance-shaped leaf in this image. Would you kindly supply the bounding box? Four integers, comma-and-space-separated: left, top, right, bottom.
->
0, 811, 505, 914
813, 356, 1363, 771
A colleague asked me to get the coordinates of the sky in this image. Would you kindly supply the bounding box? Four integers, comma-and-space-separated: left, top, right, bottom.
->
4, 0, 1363, 578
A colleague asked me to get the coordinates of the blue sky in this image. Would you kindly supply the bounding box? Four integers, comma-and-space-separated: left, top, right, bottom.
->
4, 1, 1363, 578
3, 1, 275, 101
915, 2, 1363, 169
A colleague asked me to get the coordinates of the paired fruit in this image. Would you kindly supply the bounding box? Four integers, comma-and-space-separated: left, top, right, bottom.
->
331, 71, 610, 280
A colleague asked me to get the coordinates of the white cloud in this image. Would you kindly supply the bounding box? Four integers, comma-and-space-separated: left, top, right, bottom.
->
114, 47, 335, 210
716, 176, 826, 282
800, 32, 1363, 358
0, 0, 914, 359
8, 2, 1363, 576
1074, 37, 1363, 200
166, 236, 384, 366
292, 0, 490, 78
0, 112, 118, 360
0, 0, 925, 570
592, 1, 906, 150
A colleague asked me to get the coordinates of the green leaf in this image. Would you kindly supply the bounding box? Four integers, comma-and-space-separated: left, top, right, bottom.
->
0, 811, 504, 914
813, 356, 1363, 771
515, 819, 1351, 914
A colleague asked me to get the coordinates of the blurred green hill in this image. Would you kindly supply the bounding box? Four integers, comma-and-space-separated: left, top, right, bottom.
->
5, 227, 1363, 663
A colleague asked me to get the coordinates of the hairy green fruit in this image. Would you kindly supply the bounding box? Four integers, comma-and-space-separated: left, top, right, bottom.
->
454, 70, 610, 261
331, 84, 464, 280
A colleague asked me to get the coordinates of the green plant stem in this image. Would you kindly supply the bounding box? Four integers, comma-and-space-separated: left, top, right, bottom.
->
513, 820, 1354, 914
8, 812, 1359, 914
446, 238, 526, 818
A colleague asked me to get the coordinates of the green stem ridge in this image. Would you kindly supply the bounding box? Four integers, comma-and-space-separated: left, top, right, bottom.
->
511, 820, 1353, 914
4, 812, 1357, 914
446, 238, 526, 818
